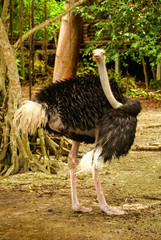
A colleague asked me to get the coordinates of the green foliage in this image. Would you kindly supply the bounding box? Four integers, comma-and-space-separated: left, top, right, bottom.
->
0, 5, 2, 14
78, 58, 97, 75
34, 58, 46, 75
76, 0, 161, 68
108, 70, 136, 94
78, 53, 161, 100
150, 78, 161, 90
15, 51, 29, 80
10, 0, 65, 41
109, 71, 161, 100
78, 44, 98, 74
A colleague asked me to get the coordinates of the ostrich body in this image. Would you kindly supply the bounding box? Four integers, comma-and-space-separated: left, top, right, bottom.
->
14, 49, 141, 215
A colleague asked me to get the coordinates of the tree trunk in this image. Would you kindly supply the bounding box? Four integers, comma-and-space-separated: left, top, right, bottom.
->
0, 47, 6, 100
44, 0, 48, 72
115, 55, 120, 74
53, 0, 83, 81
0, 0, 10, 99
0, 19, 22, 175
19, 0, 25, 82
31, 0, 35, 85
0, 19, 22, 108
142, 57, 149, 97
156, 62, 161, 80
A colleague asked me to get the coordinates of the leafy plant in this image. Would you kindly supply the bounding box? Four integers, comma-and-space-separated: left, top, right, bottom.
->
150, 78, 161, 90
15, 51, 29, 81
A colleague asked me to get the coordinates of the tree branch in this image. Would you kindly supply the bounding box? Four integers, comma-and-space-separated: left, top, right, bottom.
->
13, 0, 87, 50
132, 145, 161, 151
1, 0, 10, 25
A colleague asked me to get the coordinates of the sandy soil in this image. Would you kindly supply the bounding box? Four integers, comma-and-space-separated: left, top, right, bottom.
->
0, 99, 161, 240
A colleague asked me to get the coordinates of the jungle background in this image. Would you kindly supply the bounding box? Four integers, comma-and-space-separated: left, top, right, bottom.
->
0, 0, 161, 239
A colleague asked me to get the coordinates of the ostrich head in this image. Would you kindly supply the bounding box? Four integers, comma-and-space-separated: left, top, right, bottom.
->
92, 49, 106, 62
92, 49, 123, 109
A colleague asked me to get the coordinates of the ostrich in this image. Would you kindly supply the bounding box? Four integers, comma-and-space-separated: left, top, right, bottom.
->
14, 49, 141, 215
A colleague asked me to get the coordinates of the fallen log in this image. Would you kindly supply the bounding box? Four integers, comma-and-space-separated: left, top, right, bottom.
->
132, 145, 161, 151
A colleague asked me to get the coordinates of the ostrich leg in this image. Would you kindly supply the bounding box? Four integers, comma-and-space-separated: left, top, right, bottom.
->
93, 128, 124, 215
68, 141, 92, 212
93, 167, 125, 215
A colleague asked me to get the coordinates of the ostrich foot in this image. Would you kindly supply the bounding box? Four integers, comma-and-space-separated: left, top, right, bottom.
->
100, 205, 125, 216
73, 205, 92, 213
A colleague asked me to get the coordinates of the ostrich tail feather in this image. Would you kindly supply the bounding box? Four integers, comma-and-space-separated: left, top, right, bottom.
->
13, 101, 48, 135
96, 109, 138, 162
80, 146, 104, 172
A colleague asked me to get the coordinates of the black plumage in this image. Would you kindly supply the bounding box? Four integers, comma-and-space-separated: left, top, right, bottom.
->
33, 74, 141, 162
97, 103, 139, 161
35, 75, 125, 132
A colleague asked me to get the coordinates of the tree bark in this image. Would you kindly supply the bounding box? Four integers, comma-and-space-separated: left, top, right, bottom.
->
0, 0, 10, 101
0, 19, 22, 109
1, 0, 10, 29
0, 46, 6, 100
0, 19, 22, 174
53, 0, 83, 81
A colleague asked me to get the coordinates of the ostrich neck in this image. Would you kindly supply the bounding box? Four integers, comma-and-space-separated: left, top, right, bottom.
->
97, 60, 123, 109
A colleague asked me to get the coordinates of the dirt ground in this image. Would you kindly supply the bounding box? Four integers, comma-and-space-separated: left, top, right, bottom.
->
0, 98, 161, 240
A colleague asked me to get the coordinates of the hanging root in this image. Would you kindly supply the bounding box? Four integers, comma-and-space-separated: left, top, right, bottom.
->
38, 128, 50, 172
0, 164, 9, 175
